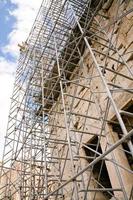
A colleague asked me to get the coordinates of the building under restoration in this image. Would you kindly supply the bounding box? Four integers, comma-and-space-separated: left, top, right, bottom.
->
0, 0, 133, 199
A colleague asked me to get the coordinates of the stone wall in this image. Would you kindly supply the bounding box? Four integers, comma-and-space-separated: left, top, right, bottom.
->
48, 0, 133, 199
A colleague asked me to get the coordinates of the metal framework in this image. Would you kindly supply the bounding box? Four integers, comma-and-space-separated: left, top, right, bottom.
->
0, 0, 133, 199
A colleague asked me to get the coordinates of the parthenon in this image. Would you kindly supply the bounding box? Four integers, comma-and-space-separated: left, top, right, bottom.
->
0, 0, 133, 199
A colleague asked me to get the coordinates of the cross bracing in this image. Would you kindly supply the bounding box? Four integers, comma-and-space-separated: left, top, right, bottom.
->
0, 0, 133, 199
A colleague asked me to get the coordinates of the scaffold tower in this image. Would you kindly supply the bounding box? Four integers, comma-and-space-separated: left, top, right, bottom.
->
0, 0, 133, 199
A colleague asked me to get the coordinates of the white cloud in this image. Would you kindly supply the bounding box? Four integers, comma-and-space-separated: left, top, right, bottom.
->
3, 0, 42, 58
0, 56, 16, 75
0, 0, 42, 158
0, 57, 15, 155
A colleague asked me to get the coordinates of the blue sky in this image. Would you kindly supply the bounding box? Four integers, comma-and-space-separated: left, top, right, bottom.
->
0, 1, 16, 61
0, 1, 16, 43
0, 0, 42, 159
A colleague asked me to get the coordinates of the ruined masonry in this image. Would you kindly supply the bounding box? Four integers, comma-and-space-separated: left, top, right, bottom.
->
0, 0, 133, 199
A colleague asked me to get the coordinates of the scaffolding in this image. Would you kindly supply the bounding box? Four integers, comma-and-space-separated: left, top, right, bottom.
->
0, 0, 133, 199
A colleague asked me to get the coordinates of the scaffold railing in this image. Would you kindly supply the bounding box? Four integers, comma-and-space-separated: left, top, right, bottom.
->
0, 0, 133, 199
